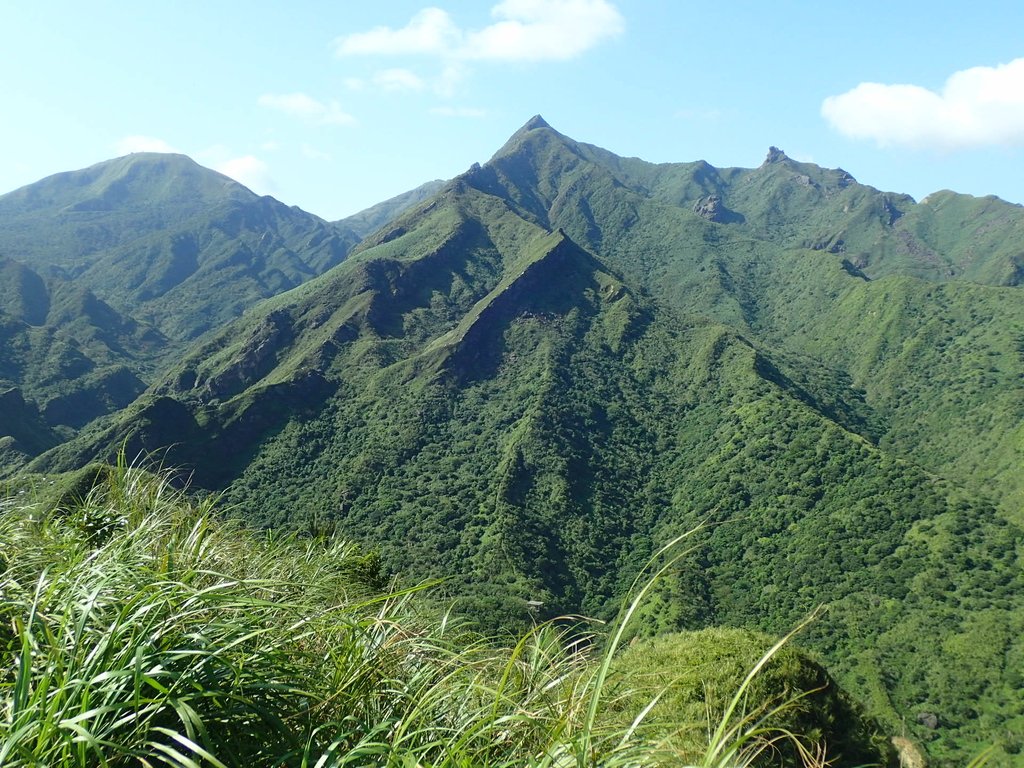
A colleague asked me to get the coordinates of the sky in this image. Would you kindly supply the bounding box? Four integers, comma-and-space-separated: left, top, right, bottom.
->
2, 1, 1023, 220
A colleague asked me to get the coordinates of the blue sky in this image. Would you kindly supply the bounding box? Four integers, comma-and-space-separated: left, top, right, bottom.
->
2, 1, 1023, 219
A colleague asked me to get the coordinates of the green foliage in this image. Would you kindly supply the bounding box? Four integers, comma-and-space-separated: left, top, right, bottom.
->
0, 154, 446, 474
0, 263, 163, 456
337, 178, 447, 238
6, 118, 1024, 765
606, 626, 896, 767
1, 460, 882, 767
0, 153, 357, 341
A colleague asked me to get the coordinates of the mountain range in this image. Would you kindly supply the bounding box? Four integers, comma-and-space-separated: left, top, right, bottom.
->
2, 116, 1023, 764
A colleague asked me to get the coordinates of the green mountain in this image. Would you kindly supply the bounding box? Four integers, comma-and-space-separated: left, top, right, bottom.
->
0, 155, 440, 472
337, 178, 447, 238
0, 386, 58, 466
0, 153, 358, 339
10, 118, 1024, 763
0, 255, 169, 472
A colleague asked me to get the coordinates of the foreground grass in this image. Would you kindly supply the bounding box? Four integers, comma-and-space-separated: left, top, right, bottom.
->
2, 461, 890, 767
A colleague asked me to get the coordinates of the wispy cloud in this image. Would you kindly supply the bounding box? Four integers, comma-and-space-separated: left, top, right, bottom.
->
215, 155, 274, 195
338, 7, 457, 57
334, 1, 623, 62
460, 0, 624, 61
822, 57, 1024, 149
373, 68, 426, 91
257, 93, 355, 126
430, 106, 486, 118
434, 63, 467, 97
116, 135, 179, 154
344, 65, 464, 98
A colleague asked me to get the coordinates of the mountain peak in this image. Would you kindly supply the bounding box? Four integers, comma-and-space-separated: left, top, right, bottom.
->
0, 151, 252, 213
763, 146, 789, 165
489, 115, 571, 163
116, 150, 196, 164
522, 114, 551, 131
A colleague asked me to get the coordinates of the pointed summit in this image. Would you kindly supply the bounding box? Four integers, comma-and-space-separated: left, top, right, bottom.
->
762, 146, 789, 165
522, 114, 551, 131
490, 114, 572, 163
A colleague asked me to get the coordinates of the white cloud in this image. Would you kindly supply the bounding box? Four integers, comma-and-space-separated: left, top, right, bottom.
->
333, 0, 623, 62
373, 68, 425, 91
215, 155, 274, 195
344, 65, 458, 97
257, 93, 355, 126
822, 57, 1024, 150
430, 106, 486, 118
116, 135, 179, 154
461, 0, 624, 61
434, 62, 467, 97
337, 7, 459, 56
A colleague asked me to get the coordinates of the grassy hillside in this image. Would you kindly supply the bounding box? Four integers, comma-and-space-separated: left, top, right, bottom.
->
0, 159, 443, 474
8, 118, 1024, 764
0, 460, 895, 767
0, 257, 170, 473
28, 171, 1024, 764
0, 153, 357, 340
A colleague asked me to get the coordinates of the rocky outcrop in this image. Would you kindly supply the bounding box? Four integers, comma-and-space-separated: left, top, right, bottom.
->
199, 310, 294, 400
692, 194, 743, 224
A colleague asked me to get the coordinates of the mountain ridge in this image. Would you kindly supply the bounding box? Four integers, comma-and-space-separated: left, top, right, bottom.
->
0, 152, 358, 339
4, 117, 1024, 762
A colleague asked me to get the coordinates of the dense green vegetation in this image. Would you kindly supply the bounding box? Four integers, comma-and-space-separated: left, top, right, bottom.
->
338, 178, 448, 238
607, 627, 896, 766
1, 461, 896, 766
0, 153, 357, 341
0, 256, 170, 472
4, 117, 1024, 764
0, 154, 437, 475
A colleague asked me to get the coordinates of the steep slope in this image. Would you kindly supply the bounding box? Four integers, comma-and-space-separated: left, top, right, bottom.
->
0, 160, 458, 477
0, 386, 58, 466
5, 117, 1021, 763
0, 257, 168, 474
460, 119, 1024, 519
30, 121, 1024, 762
0, 153, 358, 339
482, 119, 1024, 288
0, 255, 51, 325
337, 178, 447, 238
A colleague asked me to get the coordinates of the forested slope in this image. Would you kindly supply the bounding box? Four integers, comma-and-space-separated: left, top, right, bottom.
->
6, 118, 1024, 763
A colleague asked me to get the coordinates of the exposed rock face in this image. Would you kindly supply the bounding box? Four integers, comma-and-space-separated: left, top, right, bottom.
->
693, 194, 723, 220
692, 194, 743, 224
200, 310, 294, 400
916, 711, 939, 730
882, 198, 904, 225
764, 146, 789, 164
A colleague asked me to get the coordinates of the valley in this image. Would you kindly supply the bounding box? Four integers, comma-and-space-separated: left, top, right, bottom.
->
2, 117, 1023, 765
